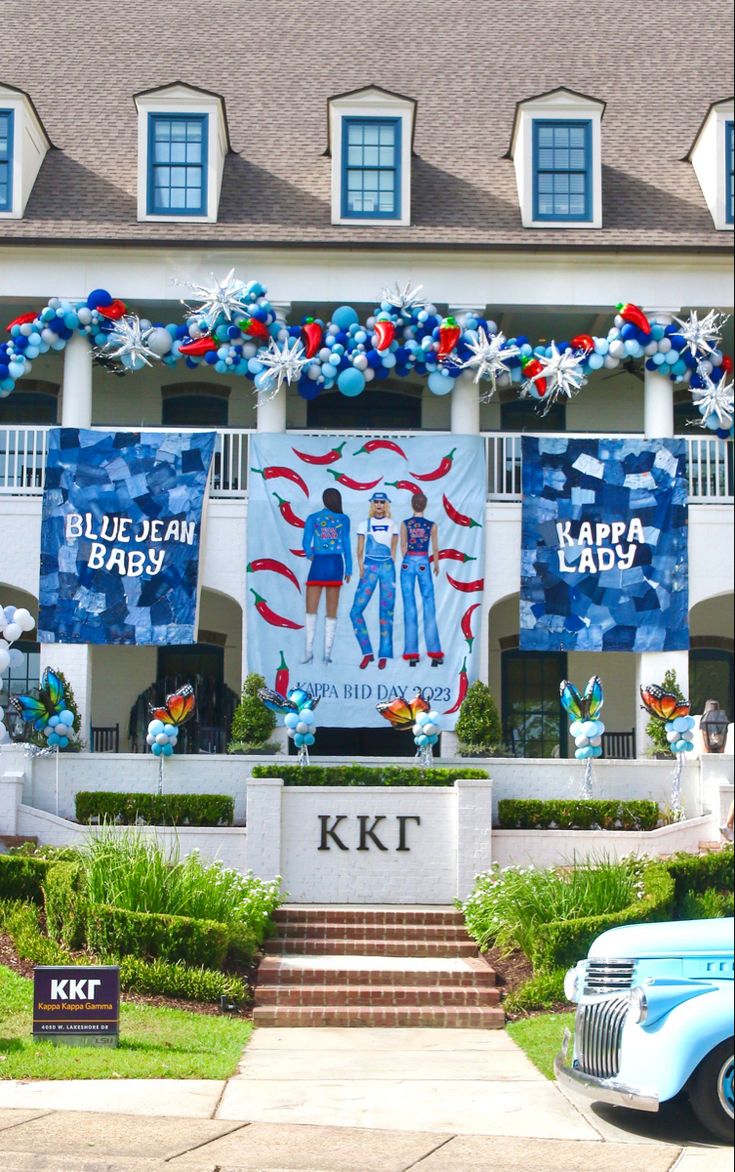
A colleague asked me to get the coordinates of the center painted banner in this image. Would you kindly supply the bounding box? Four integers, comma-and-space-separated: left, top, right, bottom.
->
247, 434, 486, 728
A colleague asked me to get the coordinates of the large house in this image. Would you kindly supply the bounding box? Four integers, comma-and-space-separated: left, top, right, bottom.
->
0, 1, 732, 759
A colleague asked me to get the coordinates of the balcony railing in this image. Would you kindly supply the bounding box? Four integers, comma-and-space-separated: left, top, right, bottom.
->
0, 427, 732, 503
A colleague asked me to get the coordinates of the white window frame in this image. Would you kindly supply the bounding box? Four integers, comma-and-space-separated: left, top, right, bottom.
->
0, 83, 50, 220
689, 99, 734, 231
329, 88, 414, 227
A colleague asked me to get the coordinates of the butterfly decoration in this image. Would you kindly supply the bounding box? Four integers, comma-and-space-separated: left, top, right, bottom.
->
559, 676, 604, 721
258, 686, 319, 717
10, 668, 67, 731
376, 689, 430, 730
149, 684, 196, 728
639, 684, 690, 723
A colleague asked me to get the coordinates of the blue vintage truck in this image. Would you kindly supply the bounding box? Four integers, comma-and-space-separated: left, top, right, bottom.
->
555, 917, 734, 1142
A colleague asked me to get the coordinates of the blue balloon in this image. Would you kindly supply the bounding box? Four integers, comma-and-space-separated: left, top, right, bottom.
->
427, 371, 455, 396
162, 743, 174, 757
304, 733, 315, 746
49, 715, 60, 727
59, 710, 75, 727
151, 742, 163, 756
337, 367, 365, 397
86, 288, 112, 310
148, 719, 165, 736
57, 736, 69, 749
332, 306, 359, 331
284, 713, 299, 729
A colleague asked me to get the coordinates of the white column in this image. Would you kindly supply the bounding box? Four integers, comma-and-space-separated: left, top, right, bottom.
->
455, 777, 493, 899
245, 776, 283, 879
257, 302, 290, 434
60, 331, 93, 428
451, 371, 480, 435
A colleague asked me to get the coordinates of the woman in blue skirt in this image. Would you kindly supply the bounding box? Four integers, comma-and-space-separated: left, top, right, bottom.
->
302, 488, 352, 664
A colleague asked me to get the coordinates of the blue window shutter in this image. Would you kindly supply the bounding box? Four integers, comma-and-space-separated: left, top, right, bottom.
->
532, 119, 593, 223
726, 120, 734, 225
0, 110, 15, 213
341, 117, 401, 220
147, 113, 208, 216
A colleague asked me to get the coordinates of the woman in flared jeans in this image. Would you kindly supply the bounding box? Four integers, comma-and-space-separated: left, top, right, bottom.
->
400, 493, 444, 666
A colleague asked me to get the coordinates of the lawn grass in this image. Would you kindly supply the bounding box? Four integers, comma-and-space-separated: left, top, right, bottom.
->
0, 965, 251, 1080
506, 1011, 576, 1080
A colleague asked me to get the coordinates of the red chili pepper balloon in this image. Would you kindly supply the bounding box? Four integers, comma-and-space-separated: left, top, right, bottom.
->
251, 465, 309, 497
272, 493, 306, 529
386, 479, 423, 495
6, 311, 38, 332
571, 334, 595, 354
410, 448, 456, 482
721, 355, 733, 375
445, 659, 469, 715
247, 558, 302, 592
239, 317, 270, 344
275, 650, 289, 696
616, 302, 651, 335
442, 494, 481, 529
373, 317, 396, 351
179, 336, 218, 357
523, 358, 547, 394
292, 441, 345, 465
446, 572, 484, 593
301, 317, 324, 359
354, 439, 407, 458
460, 602, 481, 651
250, 589, 303, 630
431, 548, 476, 564
327, 468, 383, 492
97, 299, 127, 321
437, 316, 461, 361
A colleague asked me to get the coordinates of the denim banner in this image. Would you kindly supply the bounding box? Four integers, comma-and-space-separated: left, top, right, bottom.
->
520, 436, 689, 652
39, 428, 216, 644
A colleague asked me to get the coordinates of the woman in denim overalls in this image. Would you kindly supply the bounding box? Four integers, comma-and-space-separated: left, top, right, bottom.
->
400, 492, 444, 666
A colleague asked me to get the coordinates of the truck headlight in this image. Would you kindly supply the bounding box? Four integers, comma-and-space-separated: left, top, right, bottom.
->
629, 985, 648, 1024
564, 966, 580, 1002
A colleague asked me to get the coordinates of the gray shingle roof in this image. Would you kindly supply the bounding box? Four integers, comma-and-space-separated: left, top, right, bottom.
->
0, 0, 732, 248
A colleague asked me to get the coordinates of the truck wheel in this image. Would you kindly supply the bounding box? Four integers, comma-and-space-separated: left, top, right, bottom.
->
688, 1038, 734, 1144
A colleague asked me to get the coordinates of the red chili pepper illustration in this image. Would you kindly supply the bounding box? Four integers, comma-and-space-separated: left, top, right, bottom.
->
289, 547, 306, 558
616, 302, 651, 335
437, 316, 461, 361
327, 468, 383, 492
272, 493, 306, 528
301, 317, 324, 359
179, 335, 217, 357
410, 448, 456, 482
275, 651, 289, 696
251, 465, 309, 496
386, 479, 423, 495
250, 589, 303, 630
430, 548, 477, 564
447, 572, 484, 593
460, 602, 481, 651
373, 317, 396, 350
247, 558, 302, 592
353, 439, 407, 458
445, 658, 469, 715
522, 357, 548, 394
6, 311, 38, 332
442, 494, 481, 528
292, 441, 346, 465
571, 333, 595, 354
238, 316, 270, 344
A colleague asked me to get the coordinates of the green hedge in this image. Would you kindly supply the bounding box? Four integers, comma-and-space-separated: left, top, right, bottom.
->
75, 792, 234, 827
44, 861, 87, 950
666, 845, 734, 913
531, 862, 675, 973
0, 900, 69, 965
251, 764, 488, 787
85, 904, 230, 969
497, 799, 659, 832
115, 956, 247, 1003
0, 856, 56, 904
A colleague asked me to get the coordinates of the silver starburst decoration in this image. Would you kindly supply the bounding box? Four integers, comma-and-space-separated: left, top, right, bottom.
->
183, 268, 249, 329
525, 341, 587, 414
255, 337, 309, 400
379, 281, 426, 313
692, 368, 734, 429
97, 315, 159, 368
672, 310, 730, 359
457, 328, 521, 400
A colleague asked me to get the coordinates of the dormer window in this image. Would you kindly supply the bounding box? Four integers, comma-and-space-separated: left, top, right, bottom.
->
688, 98, 735, 231
0, 111, 13, 212
509, 87, 604, 229
328, 86, 415, 226
0, 83, 51, 219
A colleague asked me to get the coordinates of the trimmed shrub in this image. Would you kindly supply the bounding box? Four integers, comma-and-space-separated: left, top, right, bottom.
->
229, 673, 276, 749
44, 861, 87, 950
679, 888, 734, 920
251, 764, 488, 787
75, 792, 233, 827
85, 904, 230, 969
497, 799, 660, 832
666, 845, 734, 912
0, 855, 56, 904
455, 680, 503, 751
0, 900, 69, 965
114, 956, 247, 1003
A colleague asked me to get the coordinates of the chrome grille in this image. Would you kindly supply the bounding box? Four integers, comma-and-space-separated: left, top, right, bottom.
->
574, 995, 629, 1079
583, 959, 635, 994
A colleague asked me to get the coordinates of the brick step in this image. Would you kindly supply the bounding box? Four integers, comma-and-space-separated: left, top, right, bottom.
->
0, 835, 39, 851
255, 983, 501, 1007
264, 938, 478, 957
252, 1005, 505, 1028
273, 924, 473, 942
257, 957, 496, 987
274, 908, 465, 926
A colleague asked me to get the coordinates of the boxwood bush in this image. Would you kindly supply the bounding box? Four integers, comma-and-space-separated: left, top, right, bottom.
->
665, 845, 734, 913
0, 855, 56, 904
497, 799, 660, 832
251, 764, 488, 787
85, 904, 230, 969
75, 792, 234, 827
44, 861, 87, 950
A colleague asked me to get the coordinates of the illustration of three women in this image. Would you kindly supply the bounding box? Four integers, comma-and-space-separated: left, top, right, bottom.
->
301, 488, 443, 667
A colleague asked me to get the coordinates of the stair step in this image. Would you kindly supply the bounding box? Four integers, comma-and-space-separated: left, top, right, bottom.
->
264, 938, 478, 957
0, 835, 39, 851
257, 956, 496, 987
274, 924, 473, 942
252, 1005, 505, 1028
255, 983, 501, 1007
274, 908, 465, 926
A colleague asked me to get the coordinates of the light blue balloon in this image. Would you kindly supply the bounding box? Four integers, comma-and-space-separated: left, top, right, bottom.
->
294, 733, 306, 747
679, 715, 696, 731
299, 709, 315, 726
590, 745, 603, 758
47, 733, 60, 747
57, 736, 69, 749
304, 733, 315, 746
151, 742, 163, 756
332, 305, 359, 330
162, 743, 174, 757
284, 712, 299, 729
337, 367, 365, 397
582, 720, 598, 738
59, 710, 75, 727
672, 715, 691, 732
148, 719, 165, 735
569, 720, 584, 736
427, 371, 455, 396
587, 352, 604, 370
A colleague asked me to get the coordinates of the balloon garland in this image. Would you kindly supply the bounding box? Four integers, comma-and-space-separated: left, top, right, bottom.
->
258, 684, 319, 765
1, 281, 731, 436
639, 684, 696, 820
560, 676, 605, 798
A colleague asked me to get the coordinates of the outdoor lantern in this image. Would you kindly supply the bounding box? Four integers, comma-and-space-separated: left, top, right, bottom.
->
700, 699, 729, 754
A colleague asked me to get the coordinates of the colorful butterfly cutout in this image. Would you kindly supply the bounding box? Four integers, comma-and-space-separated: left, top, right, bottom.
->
149, 684, 196, 728
257, 686, 320, 717
10, 668, 67, 731
560, 676, 604, 720
639, 684, 690, 723
376, 689, 430, 730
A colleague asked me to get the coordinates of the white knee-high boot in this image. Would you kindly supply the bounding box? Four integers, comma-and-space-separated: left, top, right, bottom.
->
324, 616, 337, 663
303, 613, 316, 662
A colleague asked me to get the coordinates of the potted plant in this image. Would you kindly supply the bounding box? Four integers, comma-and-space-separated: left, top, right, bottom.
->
645, 668, 687, 759
227, 673, 278, 754
455, 680, 508, 757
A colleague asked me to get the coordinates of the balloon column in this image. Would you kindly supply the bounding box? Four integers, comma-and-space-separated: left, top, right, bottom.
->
412, 709, 444, 767
259, 685, 319, 765
146, 684, 196, 793
639, 684, 695, 819
9, 667, 77, 815
0, 603, 36, 744
560, 676, 605, 797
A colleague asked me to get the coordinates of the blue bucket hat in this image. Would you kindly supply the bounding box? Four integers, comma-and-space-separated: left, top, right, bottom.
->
369, 491, 391, 503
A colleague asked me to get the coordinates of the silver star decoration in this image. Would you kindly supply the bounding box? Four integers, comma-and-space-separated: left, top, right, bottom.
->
379, 281, 425, 313
97, 315, 159, 368
457, 328, 521, 400
525, 341, 587, 414
672, 309, 730, 359
183, 268, 249, 329
255, 337, 309, 401
692, 368, 734, 429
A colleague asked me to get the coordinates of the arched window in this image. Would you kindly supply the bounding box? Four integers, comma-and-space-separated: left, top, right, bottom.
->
690, 647, 734, 721
161, 383, 229, 427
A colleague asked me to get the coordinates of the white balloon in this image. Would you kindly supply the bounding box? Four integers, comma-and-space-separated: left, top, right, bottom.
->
3, 605, 16, 623
146, 734, 154, 745
13, 608, 35, 632
590, 736, 602, 747
3, 622, 21, 643
155, 732, 169, 745
0, 649, 9, 672
575, 735, 589, 748
146, 327, 173, 357
427, 711, 440, 724
666, 729, 679, 743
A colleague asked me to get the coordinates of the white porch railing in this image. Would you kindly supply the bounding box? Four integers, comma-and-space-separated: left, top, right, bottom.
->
0, 426, 732, 503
